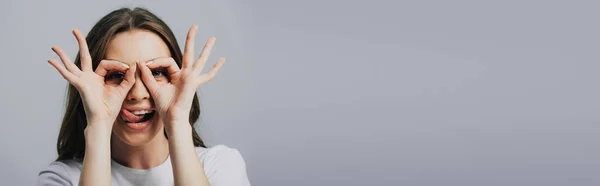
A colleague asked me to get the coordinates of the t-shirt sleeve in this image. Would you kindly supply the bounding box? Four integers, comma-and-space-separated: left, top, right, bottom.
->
37, 161, 72, 186
202, 145, 251, 186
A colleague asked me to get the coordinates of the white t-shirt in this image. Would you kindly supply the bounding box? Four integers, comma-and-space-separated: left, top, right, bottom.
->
37, 145, 251, 186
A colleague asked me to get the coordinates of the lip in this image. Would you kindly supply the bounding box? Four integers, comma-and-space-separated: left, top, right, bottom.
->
119, 105, 155, 131
122, 105, 155, 112
120, 117, 153, 131
119, 114, 154, 131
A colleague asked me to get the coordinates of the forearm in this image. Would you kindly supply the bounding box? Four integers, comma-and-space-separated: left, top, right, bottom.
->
167, 122, 209, 186
79, 122, 113, 186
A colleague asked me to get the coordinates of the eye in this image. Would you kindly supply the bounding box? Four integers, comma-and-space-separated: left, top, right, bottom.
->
105, 71, 125, 85
152, 69, 167, 77
151, 68, 169, 83
106, 71, 125, 80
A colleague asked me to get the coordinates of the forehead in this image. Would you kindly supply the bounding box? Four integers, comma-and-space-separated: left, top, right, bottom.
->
105, 29, 171, 64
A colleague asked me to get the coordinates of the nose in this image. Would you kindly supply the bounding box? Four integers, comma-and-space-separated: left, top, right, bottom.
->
126, 69, 150, 102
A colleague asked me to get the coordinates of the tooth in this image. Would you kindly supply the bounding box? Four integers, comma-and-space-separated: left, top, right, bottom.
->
132, 110, 148, 115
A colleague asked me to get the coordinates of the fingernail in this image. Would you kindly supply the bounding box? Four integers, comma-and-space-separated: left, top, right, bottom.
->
121, 63, 130, 69
146, 60, 154, 65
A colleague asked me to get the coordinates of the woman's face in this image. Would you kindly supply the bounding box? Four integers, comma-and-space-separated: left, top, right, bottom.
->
104, 29, 171, 146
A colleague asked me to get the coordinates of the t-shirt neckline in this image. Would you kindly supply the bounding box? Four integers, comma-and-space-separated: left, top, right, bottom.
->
110, 155, 171, 174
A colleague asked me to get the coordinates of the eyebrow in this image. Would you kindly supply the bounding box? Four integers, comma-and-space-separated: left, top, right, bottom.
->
104, 57, 166, 64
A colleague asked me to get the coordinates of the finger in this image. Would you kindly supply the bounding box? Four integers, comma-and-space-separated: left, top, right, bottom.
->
73, 29, 92, 72
138, 60, 159, 90
51, 46, 81, 75
182, 25, 198, 68
95, 60, 130, 77
119, 63, 136, 90
146, 57, 181, 79
192, 37, 216, 74
48, 59, 77, 83
197, 57, 226, 85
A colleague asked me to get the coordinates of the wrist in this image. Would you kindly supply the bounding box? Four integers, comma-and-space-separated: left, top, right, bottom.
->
162, 113, 190, 127
84, 124, 112, 144
164, 120, 192, 136
86, 116, 115, 126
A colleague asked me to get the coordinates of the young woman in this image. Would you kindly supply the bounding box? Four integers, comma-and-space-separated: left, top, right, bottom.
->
37, 7, 250, 186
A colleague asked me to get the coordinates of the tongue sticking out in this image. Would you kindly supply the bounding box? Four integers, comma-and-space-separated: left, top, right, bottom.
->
120, 109, 145, 123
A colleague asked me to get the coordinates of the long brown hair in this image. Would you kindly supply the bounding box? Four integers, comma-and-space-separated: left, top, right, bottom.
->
56, 7, 205, 161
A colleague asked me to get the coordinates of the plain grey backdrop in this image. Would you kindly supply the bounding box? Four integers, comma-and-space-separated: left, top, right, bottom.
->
1, 0, 599, 185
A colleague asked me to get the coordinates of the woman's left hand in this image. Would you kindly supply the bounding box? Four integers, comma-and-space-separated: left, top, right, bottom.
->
138, 25, 226, 129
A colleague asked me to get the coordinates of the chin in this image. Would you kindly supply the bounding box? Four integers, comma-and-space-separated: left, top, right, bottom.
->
111, 113, 165, 147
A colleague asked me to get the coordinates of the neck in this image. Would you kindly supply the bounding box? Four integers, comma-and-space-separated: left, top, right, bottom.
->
110, 132, 169, 169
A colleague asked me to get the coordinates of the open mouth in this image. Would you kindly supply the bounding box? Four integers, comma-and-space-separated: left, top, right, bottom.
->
120, 108, 155, 130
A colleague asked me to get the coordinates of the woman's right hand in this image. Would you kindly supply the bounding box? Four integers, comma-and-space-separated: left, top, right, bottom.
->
48, 29, 136, 130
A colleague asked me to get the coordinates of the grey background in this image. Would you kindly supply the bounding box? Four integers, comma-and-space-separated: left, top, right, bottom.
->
0, 0, 599, 185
